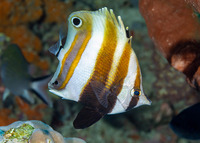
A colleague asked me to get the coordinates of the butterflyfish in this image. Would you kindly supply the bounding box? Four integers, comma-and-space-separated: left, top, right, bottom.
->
48, 7, 151, 129
0, 44, 52, 107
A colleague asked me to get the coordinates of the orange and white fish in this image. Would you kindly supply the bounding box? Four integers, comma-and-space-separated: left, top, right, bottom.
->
48, 7, 151, 129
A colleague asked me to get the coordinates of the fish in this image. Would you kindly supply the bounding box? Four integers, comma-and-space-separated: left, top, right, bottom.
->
48, 7, 151, 129
170, 103, 200, 140
0, 44, 52, 107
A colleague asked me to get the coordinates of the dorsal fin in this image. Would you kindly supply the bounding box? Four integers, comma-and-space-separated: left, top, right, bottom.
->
49, 28, 66, 57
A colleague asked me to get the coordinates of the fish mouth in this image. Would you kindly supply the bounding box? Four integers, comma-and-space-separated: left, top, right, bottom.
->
48, 88, 64, 98
48, 81, 65, 98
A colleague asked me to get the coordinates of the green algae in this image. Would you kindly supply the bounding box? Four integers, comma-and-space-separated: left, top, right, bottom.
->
3, 123, 34, 143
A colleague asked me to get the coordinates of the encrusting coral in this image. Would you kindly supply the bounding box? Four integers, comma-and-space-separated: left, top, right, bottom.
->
16, 97, 47, 121
0, 108, 17, 126
0, 0, 71, 70
139, 0, 200, 90
0, 120, 86, 143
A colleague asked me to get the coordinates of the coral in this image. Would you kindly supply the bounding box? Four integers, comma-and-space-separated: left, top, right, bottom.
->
4, 123, 34, 143
139, 0, 200, 90
43, 0, 72, 23
0, 0, 71, 26
0, 26, 48, 70
16, 97, 47, 121
0, 108, 17, 126
0, 0, 71, 70
0, 0, 43, 26
0, 120, 86, 143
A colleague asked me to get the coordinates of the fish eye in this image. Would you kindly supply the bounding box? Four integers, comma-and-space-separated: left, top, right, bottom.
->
134, 90, 140, 96
131, 88, 141, 96
71, 17, 82, 28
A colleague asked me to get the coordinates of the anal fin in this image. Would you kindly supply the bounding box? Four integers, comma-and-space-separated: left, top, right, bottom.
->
73, 106, 105, 129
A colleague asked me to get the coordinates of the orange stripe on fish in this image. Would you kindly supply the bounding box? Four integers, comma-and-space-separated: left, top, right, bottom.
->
111, 42, 132, 96
81, 15, 117, 93
48, 7, 151, 129
59, 32, 92, 89
58, 34, 79, 78
79, 11, 118, 109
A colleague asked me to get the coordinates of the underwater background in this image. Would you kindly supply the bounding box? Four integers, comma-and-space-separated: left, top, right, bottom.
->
0, 0, 200, 143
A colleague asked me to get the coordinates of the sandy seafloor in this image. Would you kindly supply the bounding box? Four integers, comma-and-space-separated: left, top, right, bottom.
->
0, 0, 200, 143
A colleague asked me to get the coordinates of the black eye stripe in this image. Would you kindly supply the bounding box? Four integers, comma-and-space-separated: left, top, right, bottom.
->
56, 45, 63, 57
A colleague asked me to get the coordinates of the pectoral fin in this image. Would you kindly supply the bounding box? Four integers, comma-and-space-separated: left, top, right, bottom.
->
73, 106, 106, 129
89, 80, 111, 108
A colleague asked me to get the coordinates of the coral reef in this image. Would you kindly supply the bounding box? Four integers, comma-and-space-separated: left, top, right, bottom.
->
1, 0, 200, 142
0, 96, 53, 126
0, 108, 17, 126
3, 123, 34, 142
0, 0, 71, 70
139, 0, 200, 90
16, 97, 48, 121
0, 120, 86, 143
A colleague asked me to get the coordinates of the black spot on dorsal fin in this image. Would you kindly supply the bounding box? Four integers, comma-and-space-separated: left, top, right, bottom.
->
126, 27, 130, 38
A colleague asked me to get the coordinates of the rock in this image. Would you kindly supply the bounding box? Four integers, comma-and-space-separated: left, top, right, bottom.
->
139, 0, 200, 90
185, 0, 200, 13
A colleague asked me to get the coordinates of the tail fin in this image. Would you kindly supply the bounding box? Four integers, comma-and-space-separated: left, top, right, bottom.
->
30, 75, 53, 107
